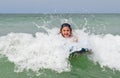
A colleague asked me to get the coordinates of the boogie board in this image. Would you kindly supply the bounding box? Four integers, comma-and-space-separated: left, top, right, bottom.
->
69, 48, 92, 57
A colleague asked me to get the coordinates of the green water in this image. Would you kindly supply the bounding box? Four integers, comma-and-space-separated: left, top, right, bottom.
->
0, 13, 120, 36
0, 54, 120, 78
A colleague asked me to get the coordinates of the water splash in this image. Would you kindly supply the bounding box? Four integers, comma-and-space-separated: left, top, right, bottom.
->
0, 27, 120, 73
0, 29, 71, 73
89, 34, 120, 70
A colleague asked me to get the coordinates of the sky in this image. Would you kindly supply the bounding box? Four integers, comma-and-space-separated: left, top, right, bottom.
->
0, 0, 120, 13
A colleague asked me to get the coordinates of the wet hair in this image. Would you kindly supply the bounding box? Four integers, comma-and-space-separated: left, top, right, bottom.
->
60, 23, 72, 37
60, 23, 72, 33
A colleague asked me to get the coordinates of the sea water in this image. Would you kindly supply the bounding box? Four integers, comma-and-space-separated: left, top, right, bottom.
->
0, 13, 120, 78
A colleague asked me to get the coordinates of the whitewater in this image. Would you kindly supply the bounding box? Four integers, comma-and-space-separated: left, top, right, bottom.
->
0, 13, 120, 78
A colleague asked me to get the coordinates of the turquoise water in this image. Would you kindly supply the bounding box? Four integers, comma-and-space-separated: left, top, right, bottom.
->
0, 14, 120, 35
0, 13, 120, 78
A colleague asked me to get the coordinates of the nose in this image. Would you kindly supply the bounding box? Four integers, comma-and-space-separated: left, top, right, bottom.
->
65, 31, 69, 33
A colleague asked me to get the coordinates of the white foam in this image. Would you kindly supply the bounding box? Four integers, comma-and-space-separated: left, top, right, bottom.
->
0, 28, 70, 73
89, 34, 120, 70
0, 28, 120, 73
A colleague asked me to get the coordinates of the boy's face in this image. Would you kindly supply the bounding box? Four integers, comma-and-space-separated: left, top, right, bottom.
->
61, 26, 71, 38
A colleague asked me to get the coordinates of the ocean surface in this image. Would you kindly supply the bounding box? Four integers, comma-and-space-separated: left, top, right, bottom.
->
0, 13, 120, 78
